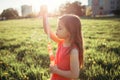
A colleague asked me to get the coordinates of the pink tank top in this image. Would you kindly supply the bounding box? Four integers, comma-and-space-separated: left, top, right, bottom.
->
51, 41, 73, 80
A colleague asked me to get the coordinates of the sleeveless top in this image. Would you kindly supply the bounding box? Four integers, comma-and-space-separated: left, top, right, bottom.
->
51, 41, 77, 80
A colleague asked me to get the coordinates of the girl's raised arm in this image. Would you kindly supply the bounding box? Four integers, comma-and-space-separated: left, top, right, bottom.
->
42, 6, 62, 43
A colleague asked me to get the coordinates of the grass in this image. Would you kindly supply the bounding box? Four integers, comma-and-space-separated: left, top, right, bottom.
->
0, 17, 120, 80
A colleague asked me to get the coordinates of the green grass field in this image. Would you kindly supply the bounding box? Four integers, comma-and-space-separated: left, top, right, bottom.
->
0, 17, 120, 80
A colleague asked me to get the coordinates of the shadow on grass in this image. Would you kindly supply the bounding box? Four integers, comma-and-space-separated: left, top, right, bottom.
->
81, 16, 120, 20
0, 54, 50, 80
95, 59, 120, 80
107, 46, 120, 56
96, 44, 120, 56
0, 43, 21, 52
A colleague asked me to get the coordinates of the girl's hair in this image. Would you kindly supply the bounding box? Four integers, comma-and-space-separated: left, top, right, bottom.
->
59, 14, 84, 68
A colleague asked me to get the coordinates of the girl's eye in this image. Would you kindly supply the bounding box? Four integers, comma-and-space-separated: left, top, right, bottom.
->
59, 28, 62, 30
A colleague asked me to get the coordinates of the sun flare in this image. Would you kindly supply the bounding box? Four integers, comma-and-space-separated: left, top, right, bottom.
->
31, 0, 59, 13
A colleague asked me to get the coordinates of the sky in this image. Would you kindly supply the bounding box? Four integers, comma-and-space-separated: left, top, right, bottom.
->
0, 0, 88, 15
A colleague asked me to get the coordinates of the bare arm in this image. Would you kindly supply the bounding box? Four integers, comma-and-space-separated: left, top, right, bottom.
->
50, 48, 80, 79
42, 11, 62, 43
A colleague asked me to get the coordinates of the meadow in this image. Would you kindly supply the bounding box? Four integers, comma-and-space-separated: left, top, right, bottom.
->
0, 17, 120, 80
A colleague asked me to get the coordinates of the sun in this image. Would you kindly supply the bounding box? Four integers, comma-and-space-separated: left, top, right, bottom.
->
31, 0, 58, 13
41, 0, 57, 12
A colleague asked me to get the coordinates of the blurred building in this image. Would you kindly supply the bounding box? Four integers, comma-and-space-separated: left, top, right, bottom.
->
21, 5, 32, 17
88, 0, 120, 16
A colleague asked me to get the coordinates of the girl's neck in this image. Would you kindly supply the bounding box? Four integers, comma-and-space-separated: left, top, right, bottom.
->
63, 39, 71, 47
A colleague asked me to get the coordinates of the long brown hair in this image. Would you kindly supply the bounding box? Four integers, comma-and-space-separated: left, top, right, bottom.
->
59, 14, 84, 68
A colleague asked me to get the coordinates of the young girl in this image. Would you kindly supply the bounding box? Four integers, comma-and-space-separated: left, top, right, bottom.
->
42, 8, 84, 80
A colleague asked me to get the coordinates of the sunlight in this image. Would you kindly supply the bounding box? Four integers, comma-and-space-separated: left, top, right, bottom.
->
30, 0, 59, 13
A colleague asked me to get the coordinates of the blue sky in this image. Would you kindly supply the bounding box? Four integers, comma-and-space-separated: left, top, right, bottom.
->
0, 0, 88, 15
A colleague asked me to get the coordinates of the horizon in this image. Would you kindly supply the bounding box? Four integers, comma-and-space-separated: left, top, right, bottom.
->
0, 0, 88, 15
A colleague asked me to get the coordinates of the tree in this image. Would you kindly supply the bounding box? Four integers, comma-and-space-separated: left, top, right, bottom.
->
25, 13, 37, 18
59, 1, 86, 16
112, 9, 120, 16
1, 8, 19, 19
86, 6, 92, 16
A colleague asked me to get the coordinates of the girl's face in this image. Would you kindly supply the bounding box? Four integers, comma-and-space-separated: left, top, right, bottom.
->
56, 20, 70, 39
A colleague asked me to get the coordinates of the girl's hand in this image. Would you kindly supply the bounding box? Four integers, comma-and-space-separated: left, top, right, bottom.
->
50, 64, 58, 73
40, 5, 48, 16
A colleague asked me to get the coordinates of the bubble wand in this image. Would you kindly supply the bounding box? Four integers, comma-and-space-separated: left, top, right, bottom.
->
40, 5, 55, 65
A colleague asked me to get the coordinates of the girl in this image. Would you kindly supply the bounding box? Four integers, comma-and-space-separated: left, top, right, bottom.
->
42, 9, 84, 80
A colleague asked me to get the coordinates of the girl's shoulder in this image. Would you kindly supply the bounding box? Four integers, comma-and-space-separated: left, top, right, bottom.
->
70, 48, 79, 55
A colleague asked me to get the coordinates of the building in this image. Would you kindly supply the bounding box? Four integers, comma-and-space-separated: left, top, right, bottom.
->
21, 5, 32, 17
88, 0, 120, 16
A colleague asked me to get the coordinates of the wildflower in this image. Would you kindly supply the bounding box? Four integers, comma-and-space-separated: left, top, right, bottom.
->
93, 61, 96, 64
3, 72, 8, 76
88, 58, 91, 61
0, 61, 3, 64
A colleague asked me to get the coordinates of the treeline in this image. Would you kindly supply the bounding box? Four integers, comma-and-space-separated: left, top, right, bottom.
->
0, 1, 86, 20
0, 8, 37, 20
0, 8, 19, 20
0, 1, 120, 20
